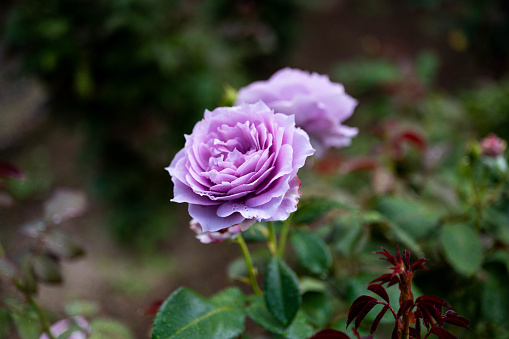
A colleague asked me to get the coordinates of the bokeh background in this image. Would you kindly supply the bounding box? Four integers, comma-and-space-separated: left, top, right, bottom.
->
1, 0, 509, 338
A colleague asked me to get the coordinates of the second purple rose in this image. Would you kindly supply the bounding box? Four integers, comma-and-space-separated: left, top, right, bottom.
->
236, 67, 358, 157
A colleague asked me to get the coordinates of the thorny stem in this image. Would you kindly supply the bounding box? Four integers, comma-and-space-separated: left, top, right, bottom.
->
267, 221, 277, 256
399, 270, 415, 339
236, 235, 262, 296
277, 217, 292, 258
28, 295, 56, 339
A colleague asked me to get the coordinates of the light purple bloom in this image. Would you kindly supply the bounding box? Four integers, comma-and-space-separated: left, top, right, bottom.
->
236, 67, 358, 157
40, 316, 89, 339
166, 102, 314, 233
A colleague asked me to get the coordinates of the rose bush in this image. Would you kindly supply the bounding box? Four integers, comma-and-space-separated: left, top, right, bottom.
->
166, 101, 314, 234
236, 68, 358, 157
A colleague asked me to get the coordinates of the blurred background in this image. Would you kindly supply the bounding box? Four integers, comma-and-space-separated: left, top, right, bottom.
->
1, 0, 509, 338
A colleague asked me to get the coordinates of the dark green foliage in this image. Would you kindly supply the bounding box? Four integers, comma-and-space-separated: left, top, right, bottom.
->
440, 223, 483, 277
264, 257, 301, 327
246, 297, 314, 339
301, 291, 333, 329
2, 0, 305, 245
152, 287, 246, 339
290, 229, 332, 276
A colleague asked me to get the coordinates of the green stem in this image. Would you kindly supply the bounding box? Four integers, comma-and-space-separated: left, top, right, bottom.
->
267, 221, 277, 256
28, 295, 55, 339
468, 166, 484, 232
236, 235, 262, 295
0, 239, 4, 258
277, 217, 292, 258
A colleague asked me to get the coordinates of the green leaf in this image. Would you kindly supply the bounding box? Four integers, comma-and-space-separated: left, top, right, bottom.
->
209, 287, 245, 308
242, 223, 268, 242
483, 206, 509, 245
65, 300, 100, 317
416, 50, 439, 86
18, 254, 37, 294
298, 277, 328, 294
375, 196, 440, 239
43, 231, 85, 259
485, 250, 509, 274
334, 213, 364, 256
11, 306, 40, 339
32, 253, 62, 284
332, 58, 401, 94
293, 198, 355, 225
482, 268, 509, 324
264, 257, 301, 327
440, 223, 483, 276
246, 297, 313, 339
152, 287, 245, 339
0, 308, 10, 338
290, 230, 332, 275
89, 319, 134, 339
301, 292, 333, 328
385, 221, 423, 255
364, 211, 423, 255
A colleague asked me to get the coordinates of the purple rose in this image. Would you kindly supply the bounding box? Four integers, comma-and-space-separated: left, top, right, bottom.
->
40, 317, 89, 339
166, 102, 314, 233
236, 67, 358, 157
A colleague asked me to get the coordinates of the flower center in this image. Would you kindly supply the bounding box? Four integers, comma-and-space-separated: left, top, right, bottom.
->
202, 120, 272, 187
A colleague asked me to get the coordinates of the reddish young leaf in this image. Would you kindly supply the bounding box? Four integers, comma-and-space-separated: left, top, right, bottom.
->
347, 295, 378, 327
415, 295, 451, 308
442, 310, 470, 329
314, 153, 343, 175
415, 308, 430, 329
430, 327, 458, 339
402, 249, 411, 271
367, 284, 390, 303
411, 258, 429, 272
143, 300, 163, 315
418, 303, 443, 326
369, 273, 393, 285
409, 327, 419, 338
355, 299, 380, 329
0, 163, 23, 179
370, 305, 389, 334
396, 300, 414, 319
375, 248, 398, 267
339, 157, 378, 174
391, 326, 399, 339
310, 329, 351, 339
415, 312, 422, 334
396, 130, 427, 152
388, 275, 400, 287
